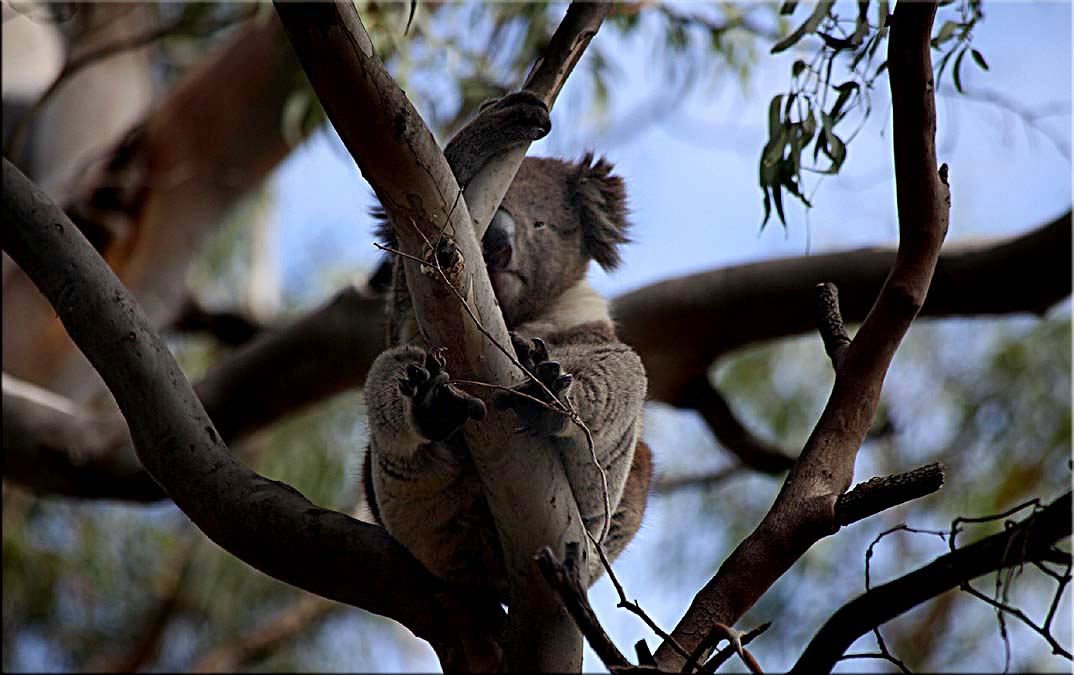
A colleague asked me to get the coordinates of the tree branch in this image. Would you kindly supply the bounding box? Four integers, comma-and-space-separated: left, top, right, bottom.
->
673, 377, 796, 473
2, 286, 385, 502
2, 158, 501, 671
273, 2, 609, 669
791, 491, 1072, 672
614, 210, 1070, 402
655, 3, 949, 667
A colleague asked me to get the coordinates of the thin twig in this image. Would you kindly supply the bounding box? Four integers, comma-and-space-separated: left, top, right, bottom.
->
698, 622, 771, 675
585, 529, 696, 668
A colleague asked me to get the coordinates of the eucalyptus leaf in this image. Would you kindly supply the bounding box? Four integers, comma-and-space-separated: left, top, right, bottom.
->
771, 0, 833, 54
971, 48, 990, 70
953, 46, 967, 94
768, 94, 784, 140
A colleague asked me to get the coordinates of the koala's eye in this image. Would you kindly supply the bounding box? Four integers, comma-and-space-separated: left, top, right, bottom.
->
533, 221, 546, 229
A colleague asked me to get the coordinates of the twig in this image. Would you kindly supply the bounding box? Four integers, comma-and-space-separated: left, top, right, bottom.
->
814, 282, 851, 371
835, 462, 946, 527
584, 528, 696, 668
699, 622, 771, 674
791, 491, 1072, 672
950, 499, 1073, 661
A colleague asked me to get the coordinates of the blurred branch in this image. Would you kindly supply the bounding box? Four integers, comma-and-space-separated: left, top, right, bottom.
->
4, 6, 257, 159
84, 534, 199, 673
656, 4, 949, 667
2, 373, 159, 500
2, 158, 502, 670
654, 465, 741, 494
791, 491, 1073, 672
169, 295, 265, 346
615, 210, 1071, 403
2, 285, 385, 501
191, 594, 342, 673
3, 13, 309, 391
673, 377, 795, 473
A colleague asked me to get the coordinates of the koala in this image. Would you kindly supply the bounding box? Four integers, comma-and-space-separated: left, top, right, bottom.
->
363, 92, 651, 600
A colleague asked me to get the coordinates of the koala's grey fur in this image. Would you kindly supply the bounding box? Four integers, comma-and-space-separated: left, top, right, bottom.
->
363, 93, 651, 600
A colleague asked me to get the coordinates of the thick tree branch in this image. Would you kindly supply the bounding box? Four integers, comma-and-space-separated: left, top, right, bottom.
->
273, 3, 609, 669
2, 158, 501, 671
655, 4, 949, 667
791, 491, 1072, 672
614, 210, 1070, 402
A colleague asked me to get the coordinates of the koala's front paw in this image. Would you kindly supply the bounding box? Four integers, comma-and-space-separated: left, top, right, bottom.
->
493, 335, 572, 436
400, 348, 486, 442
483, 91, 551, 143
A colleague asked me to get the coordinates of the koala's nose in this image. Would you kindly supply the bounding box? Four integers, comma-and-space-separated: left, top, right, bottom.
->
483, 208, 515, 271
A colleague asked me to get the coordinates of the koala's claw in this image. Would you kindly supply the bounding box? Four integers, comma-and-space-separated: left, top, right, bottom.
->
401, 348, 486, 442
510, 333, 550, 372
495, 335, 572, 436
486, 91, 551, 142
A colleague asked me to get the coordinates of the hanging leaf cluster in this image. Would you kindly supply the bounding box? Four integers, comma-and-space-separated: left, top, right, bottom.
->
759, 0, 990, 228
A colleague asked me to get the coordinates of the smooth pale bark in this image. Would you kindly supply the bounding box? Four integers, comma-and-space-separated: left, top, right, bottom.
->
273, 2, 611, 669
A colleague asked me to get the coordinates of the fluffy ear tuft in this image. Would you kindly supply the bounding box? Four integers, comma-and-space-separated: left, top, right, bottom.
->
369, 199, 397, 248
568, 152, 631, 270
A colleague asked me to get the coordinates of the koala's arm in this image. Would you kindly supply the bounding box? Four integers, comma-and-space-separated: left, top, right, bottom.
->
365, 346, 431, 456
553, 340, 647, 537
497, 331, 647, 541
443, 91, 551, 187
365, 346, 486, 455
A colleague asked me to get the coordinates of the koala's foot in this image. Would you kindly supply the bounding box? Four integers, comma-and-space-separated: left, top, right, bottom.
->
493, 335, 573, 436
480, 91, 551, 144
401, 348, 486, 442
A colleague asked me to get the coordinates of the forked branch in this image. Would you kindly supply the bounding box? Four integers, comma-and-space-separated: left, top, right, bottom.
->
273, 2, 611, 669
654, 3, 950, 667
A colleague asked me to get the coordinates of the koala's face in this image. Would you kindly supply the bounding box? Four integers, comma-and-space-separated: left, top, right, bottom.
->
482, 155, 630, 326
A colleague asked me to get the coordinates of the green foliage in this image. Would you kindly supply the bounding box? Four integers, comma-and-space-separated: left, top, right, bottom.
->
758, 0, 992, 227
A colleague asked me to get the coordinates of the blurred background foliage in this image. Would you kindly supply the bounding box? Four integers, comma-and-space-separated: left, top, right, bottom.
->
2, 0, 1070, 672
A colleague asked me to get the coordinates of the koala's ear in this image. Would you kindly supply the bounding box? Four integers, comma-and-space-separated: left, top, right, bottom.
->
369, 198, 397, 248
568, 152, 631, 270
